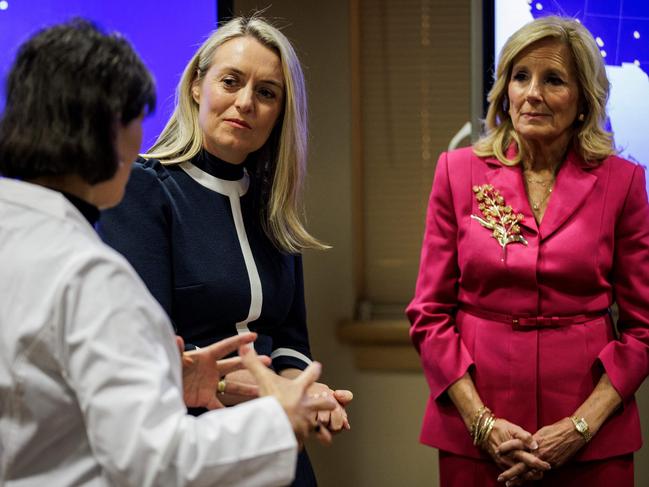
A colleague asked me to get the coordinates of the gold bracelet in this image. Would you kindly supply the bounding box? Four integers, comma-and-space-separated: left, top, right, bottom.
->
480, 415, 496, 446
469, 406, 489, 438
474, 414, 489, 445
472, 413, 496, 446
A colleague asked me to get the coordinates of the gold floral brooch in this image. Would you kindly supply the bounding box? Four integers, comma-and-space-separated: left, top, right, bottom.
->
471, 184, 527, 260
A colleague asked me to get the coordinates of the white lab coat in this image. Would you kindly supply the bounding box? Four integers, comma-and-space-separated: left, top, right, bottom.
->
0, 178, 297, 486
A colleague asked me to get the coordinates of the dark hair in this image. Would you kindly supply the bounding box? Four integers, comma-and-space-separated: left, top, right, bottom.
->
0, 19, 156, 184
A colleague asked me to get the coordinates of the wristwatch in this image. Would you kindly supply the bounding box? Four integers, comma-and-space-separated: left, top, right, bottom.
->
569, 416, 592, 442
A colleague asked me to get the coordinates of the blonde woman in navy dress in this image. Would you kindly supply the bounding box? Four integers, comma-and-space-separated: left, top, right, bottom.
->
100, 15, 352, 486
0, 19, 337, 487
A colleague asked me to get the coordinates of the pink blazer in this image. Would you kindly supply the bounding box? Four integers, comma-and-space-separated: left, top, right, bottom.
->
407, 146, 649, 461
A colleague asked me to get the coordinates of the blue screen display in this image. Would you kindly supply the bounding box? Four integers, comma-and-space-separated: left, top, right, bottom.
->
0, 0, 217, 148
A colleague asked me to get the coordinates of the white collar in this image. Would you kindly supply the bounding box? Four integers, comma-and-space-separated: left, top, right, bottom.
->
179, 161, 250, 198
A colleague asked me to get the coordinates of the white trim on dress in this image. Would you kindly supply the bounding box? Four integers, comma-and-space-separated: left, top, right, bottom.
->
270, 348, 313, 366
179, 162, 261, 336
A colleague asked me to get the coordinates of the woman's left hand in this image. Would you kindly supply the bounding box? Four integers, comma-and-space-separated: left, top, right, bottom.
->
307, 382, 353, 432
531, 417, 586, 467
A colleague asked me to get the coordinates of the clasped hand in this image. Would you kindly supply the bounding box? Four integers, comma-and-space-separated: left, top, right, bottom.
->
176, 333, 349, 445
305, 382, 353, 433
221, 359, 353, 434
487, 417, 586, 485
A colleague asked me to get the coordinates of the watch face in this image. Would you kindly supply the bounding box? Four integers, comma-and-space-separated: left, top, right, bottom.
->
571, 416, 591, 441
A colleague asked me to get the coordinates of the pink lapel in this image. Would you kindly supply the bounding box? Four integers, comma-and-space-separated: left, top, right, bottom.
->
539, 150, 598, 241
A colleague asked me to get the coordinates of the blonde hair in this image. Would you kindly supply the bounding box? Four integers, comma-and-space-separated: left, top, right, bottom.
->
147, 15, 326, 253
474, 16, 614, 165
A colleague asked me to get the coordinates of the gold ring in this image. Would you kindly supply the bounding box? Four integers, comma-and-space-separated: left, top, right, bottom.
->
217, 379, 227, 395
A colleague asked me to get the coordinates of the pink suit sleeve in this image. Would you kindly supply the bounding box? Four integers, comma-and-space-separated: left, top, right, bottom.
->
406, 151, 474, 400
599, 164, 649, 401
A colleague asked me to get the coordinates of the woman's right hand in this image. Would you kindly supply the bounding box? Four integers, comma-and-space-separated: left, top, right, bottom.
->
240, 345, 337, 446
445, 374, 549, 483
482, 418, 551, 483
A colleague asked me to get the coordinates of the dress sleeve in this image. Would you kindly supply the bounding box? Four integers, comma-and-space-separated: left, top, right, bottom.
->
270, 255, 313, 372
406, 151, 474, 400
59, 253, 297, 487
98, 162, 174, 317
598, 164, 649, 402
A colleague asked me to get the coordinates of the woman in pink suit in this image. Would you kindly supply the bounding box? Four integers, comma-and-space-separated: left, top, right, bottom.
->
407, 16, 649, 486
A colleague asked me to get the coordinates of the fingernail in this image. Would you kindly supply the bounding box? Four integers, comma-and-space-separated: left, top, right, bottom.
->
497, 475, 504, 482
530, 440, 539, 450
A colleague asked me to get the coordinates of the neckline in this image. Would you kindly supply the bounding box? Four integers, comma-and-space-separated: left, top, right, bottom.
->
61, 191, 100, 226
179, 161, 250, 198
193, 149, 245, 181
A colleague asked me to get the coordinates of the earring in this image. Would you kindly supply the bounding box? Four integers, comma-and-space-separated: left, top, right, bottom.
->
578, 113, 585, 122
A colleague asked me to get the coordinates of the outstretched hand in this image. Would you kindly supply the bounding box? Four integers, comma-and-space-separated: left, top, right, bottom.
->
240, 345, 337, 446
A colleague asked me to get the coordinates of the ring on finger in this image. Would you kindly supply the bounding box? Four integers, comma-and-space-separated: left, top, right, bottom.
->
217, 379, 227, 395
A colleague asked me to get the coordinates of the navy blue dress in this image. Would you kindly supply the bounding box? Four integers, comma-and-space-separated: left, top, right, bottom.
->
99, 150, 317, 486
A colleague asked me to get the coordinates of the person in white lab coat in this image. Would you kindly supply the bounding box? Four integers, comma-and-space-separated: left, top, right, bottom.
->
0, 19, 334, 487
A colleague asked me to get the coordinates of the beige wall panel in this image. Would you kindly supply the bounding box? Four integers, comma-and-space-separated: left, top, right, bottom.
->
361, 0, 471, 305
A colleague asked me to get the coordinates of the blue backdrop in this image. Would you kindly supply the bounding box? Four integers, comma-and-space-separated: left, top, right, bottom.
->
0, 0, 218, 148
